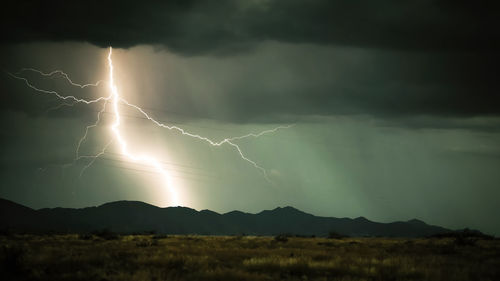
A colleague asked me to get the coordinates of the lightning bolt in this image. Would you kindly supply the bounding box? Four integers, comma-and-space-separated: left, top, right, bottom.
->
16, 68, 105, 88
7, 71, 109, 105
8, 47, 293, 206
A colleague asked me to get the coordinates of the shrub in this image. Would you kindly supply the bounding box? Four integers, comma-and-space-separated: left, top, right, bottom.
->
91, 229, 119, 240
328, 231, 348, 239
317, 242, 335, 247
78, 233, 93, 240
136, 240, 152, 247
430, 228, 493, 240
0, 229, 12, 236
274, 234, 289, 243
454, 236, 477, 246
0, 245, 26, 274
152, 234, 169, 240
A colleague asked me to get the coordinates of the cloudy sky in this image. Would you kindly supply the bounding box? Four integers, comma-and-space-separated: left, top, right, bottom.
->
1, 0, 500, 234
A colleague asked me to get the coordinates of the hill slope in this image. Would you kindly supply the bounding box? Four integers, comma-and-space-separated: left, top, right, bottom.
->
0, 198, 450, 237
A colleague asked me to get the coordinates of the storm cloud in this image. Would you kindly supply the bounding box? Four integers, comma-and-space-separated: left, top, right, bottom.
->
2, 0, 499, 123
3, 0, 499, 53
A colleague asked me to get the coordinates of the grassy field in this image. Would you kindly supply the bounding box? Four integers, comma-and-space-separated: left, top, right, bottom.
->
1, 234, 499, 281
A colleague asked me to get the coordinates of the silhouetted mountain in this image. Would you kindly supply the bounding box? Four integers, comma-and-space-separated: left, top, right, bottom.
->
0, 198, 454, 237
0, 198, 43, 230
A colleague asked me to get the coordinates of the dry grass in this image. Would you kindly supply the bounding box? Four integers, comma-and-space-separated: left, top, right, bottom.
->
1, 234, 499, 281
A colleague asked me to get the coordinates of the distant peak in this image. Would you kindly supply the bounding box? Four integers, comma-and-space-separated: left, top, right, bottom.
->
407, 219, 426, 225
163, 206, 197, 212
259, 206, 310, 216
200, 209, 220, 215
274, 206, 299, 211
223, 210, 248, 216
98, 200, 157, 209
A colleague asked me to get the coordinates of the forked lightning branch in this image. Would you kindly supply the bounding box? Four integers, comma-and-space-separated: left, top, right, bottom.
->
8, 47, 292, 206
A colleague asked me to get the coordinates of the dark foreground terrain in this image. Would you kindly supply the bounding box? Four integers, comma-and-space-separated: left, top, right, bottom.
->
1, 234, 499, 281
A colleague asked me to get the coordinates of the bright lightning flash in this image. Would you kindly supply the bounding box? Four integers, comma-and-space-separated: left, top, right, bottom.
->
106, 48, 179, 205
8, 47, 293, 206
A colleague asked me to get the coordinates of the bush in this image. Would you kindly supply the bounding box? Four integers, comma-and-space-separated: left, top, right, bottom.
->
274, 234, 289, 243
136, 240, 153, 247
454, 236, 477, 246
430, 228, 494, 240
152, 234, 169, 240
328, 231, 348, 239
0, 229, 12, 236
91, 229, 119, 240
78, 233, 93, 240
0, 245, 26, 274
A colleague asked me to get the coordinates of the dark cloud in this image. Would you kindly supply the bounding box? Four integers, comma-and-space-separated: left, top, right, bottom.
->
149, 44, 499, 123
2, 0, 499, 54
1, 42, 499, 127
1, 1, 499, 125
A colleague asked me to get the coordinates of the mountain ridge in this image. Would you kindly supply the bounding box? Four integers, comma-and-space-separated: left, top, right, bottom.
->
0, 197, 453, 237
